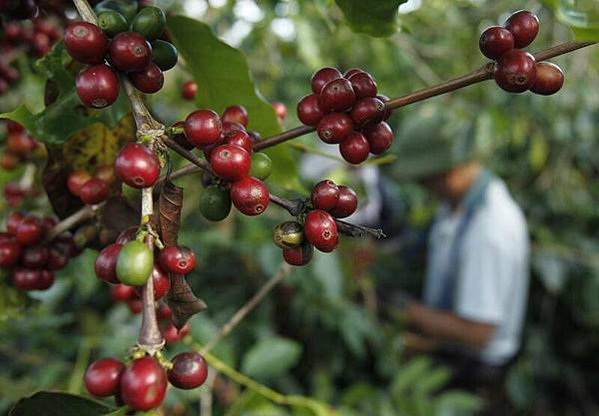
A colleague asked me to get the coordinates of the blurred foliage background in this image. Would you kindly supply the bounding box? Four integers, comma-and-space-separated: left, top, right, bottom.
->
1, 0, 599, 415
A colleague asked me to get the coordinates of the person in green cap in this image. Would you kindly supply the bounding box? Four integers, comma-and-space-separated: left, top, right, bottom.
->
392, 103, 530, 392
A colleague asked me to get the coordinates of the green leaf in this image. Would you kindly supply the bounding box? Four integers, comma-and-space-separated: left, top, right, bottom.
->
166, 15, 301, 191
241, 336, 302, 380
543, 0, 599, 40
10, 392, 117, 416
0, 43, 130, 145
334, 0, 408, 37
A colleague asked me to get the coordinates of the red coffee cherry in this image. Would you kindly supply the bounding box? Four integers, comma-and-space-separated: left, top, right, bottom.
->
297, 94, 326, 126
225, 130, 253, 154
84, 358, 126, 397
16, 215, 44, 246
0, 238, 21, 267
340, 132, 370, 164
159, 245, 196, 275
95, 243, 123, 284
156, 303, 172, 321
55, 234, 79, 258
135, 264, 171, 301
311, 67, 342, 94
184, 109, 222, 147
221, 105, 249, 127
311, 180, 339, 211
210, 144, 251, 181
347, 72, 378, 99
127, 298, 143, 314
21, 245, 49, 268
181, 80, 197, 100
120, 356, 167, 411
0, 152, 19, 170
479, 26, 515, 60
11, 268, 41, 291
37, 270, 55, 291
67, 170, 92, 196
111, 283, 136, 302
76, 64, 120, 108
47, 247, 70, 271
350, 97, 385, 128
272, 101, 287, 122
6, 211, 25, 235
221, 121, 246, 136
115, 226, 138, 245
317, 113, 353, 144
64, 21, 108, 64
530, 62, 564, 96
330, 186, 358, 218
364, 121, 394, 155
7, 133, 36, 156
79, 178, 110, 205
344, 68, 365, 78
109, 32, 152, 72
319, 78, 356, 112
504, 10, 539, 49
493, 50, 536, 93
115, 143, 161, 189
168, 352, 208, 390
161, 322, 190, 344
230, 177, 270, 216
33, 32, 51, 57
40, 216, 58, 233
129, 62, 164, 94
282, 240, 314, 266
304, 210, 338, 253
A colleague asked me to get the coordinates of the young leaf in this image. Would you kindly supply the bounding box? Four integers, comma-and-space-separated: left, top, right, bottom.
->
334, 0, 408, 37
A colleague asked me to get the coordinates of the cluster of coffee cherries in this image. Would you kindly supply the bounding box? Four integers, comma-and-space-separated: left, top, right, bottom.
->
273, 180, 358, 266
64, 2, 178, 108
67, 165, 116, 206
177, 105, 273, 219
84, 349, 208, 412
0, 211, 79, 291
480, 10, 564, 95
296, 67, 394, 164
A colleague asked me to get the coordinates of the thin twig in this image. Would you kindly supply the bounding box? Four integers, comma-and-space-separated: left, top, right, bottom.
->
44, 204, 98, 242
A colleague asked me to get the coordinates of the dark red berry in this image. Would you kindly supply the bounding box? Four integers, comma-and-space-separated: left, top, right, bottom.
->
7, 121, 24, 134
111, 283, 136, 302
11, 268, 41, 291
304, 210, 338, 253
21, 245, 49, 268
16, 215, 44, 246
115, 143, 161, 189
530, 62, 564, 96
7, 133, 35, 155
64, 21, 108, 64
156, 303, 172, 321
344, 68, 365, 78
67, 170, 92, 196
493, 49, 536, 93
221, 105, 249, 127
221, 121, 246, 136
109, 32, 152, 72
40, 216, 58, 233
282, 240, 314, 266
350, 97, 385, 128
33, 32, 51, 57
319, 78, 356, 112
230, 177, 270, 216
55, 234, 79, 257
115, 226, 138, 245
504, 10, 539, 49
184, 109, 222, 147
340, 132, 370, 164
95, 243, 123, 284
129, 62, 164, 94
364, 122, 394, 154
84, 358, 126, 397
161, 322, 190, 344
168, 352, 208, 390
127, 298, 143, 314
135, 264, 171, 300
37, 270, 55, 290
311, 67, 342, 94
225, 130, 253, 154
479, 26, 515, 60
317, 113, 353, 144
159, 245, 196, 275
79, 178, 110, 205
376, 94, 392, 121
181, 80, 197, 100
272, 101, 287, 121
7, 211, 25, 235
330, 186, 358, 218
311, 180, 339, 211
0, 239, 21, 267
76, 64, 119, 108
120, 356, 167, 411
348, 72, 378, 99
297, 94, 325, 126
47, 248, 70, 271
210, 144, 251, 181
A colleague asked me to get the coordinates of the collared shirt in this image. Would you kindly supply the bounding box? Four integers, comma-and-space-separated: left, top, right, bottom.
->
424, 177, 530, 365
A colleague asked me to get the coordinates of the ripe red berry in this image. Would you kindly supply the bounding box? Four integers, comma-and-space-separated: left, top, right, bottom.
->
330, 186, 358, 218
156, 303, 172, 321
109, 32, 152, 72
221, 105, 249, 127
115, 226, 138, 245
84, 358, 126, 397
11, 268, 41, 291
111, 283, 136, 302
350, 97, 385, 128
79, 178, 110, 205
210, 144, 251, 181
127, 298, 143, 314
120, 356, 167, 411
348, 72, 378, 99
311, 180, 339, 211
159, 245, 196, 275
0, 239, 21, 267
47, 247, 70, 271
317, 113, 353, 144
493, 50, 536, 93
282, 240, 314, 266
479, 26, 515, 60
67, 170, 92, 196
504, 10, 539, 49
181, 80, 197, 100
222, 121, 246, 136
16, 215, 44, 246
340, 132, 370, 164
184, 109, 222, 147
7, 133, 36, 155
344, 68, 365, 78
6, 211, 25, 235
530, 62, 564, 96
37, 270, 55, 291
129, 62, 164, 94
95, 243, 123, 284
40, 216, 58, 233
272, 101, 287, 122
304, 210, 338, 253
297, 94, 326, 126
230, 177, 270, 216
319, 78, 356, 112
364, 122, 394, 155
115, 143, 161, 189
161, 321, 190, 344
311, 67, 342, 94
21, 245, 49, 268
135, 264, 171, 301
64, 21, 108, 64
168, 352, 208, 390
225, 130, 253, 154
76, 64, 120, 108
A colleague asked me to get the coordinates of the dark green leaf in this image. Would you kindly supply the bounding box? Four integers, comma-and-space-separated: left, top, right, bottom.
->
334, 0, 408, 37
10, 392, 116, 416
241, 336, 302, 380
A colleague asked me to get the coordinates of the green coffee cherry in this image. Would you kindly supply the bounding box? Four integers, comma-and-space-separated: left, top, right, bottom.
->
249, 152, 272, 180
199, 185, 232, 222
131, 6, 166, 41
152, 40, 178, 71
98, 10, 129, 37
273, 221, 304, 249
116, 240, 153, 286
94, 0, 138, 22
